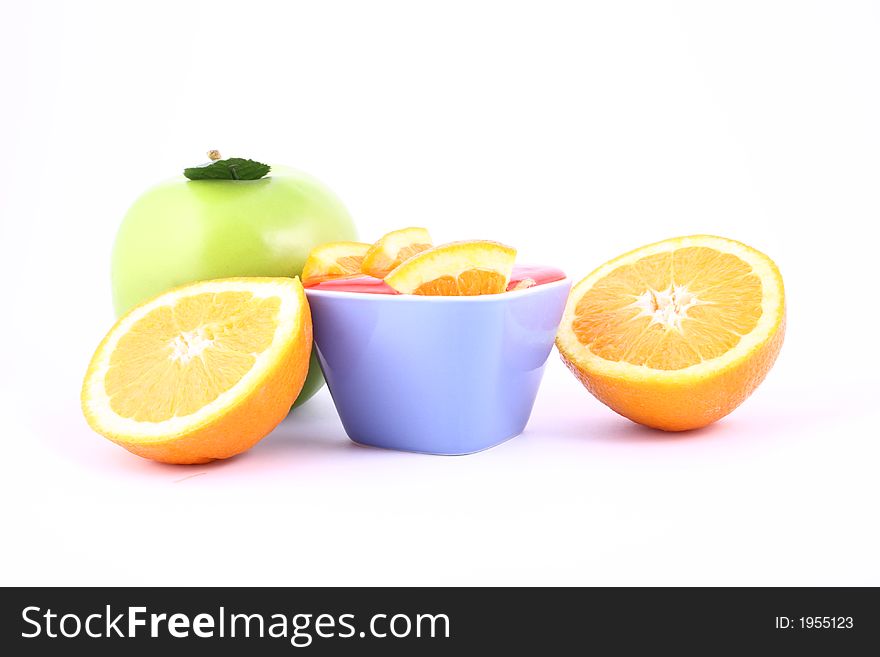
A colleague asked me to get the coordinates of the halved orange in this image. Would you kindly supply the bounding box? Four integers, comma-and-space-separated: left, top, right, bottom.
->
81, 278, 312, 464
301, 242, 371, 287
556, 235, 785, 431
361, 227, 433, 278
384, 240, 516, 295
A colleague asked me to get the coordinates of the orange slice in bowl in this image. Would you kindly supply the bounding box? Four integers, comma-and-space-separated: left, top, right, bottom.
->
509, 277, 537, 291
361, 227, 433, 278
384, 240, 516, 295
555, 235, 785, 431
81, 277, 312, 464
301, 242, 371, 287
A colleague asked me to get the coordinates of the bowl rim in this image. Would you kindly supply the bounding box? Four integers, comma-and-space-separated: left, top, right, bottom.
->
304, 276, 570, 302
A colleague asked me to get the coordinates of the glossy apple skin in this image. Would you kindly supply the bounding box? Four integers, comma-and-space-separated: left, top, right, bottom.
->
111, 166, 357, 407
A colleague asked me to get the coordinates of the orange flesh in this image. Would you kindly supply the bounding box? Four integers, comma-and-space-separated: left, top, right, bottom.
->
395, 243, 431, 263
413, 269, 507, 296
105, 292, 281, 422
363, 242, 432, 278
572, 247, 763, 370
510, 277, 536, 291
335, 255, 365, 273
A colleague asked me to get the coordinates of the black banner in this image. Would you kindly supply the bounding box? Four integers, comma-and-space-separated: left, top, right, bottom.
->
1, 587, 876, 654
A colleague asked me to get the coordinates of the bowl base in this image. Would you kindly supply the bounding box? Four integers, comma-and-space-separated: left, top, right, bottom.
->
347, 431, 522, 456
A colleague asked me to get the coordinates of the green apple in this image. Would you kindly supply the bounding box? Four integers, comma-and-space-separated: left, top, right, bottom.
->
111, 157, 357, 407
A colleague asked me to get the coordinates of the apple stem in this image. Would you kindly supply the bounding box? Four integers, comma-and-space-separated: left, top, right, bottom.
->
206, 150, 241, 179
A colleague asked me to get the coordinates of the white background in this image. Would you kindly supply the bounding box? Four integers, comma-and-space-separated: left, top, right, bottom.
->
2, 0, 878, 585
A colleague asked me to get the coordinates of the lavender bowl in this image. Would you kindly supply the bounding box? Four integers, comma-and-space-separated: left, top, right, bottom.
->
305, 278, 570, 455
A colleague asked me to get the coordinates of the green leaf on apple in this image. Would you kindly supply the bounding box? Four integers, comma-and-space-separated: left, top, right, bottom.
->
184, 158, 271, 181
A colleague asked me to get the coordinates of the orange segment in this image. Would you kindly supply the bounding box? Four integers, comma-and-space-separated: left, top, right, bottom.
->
383, 240, 516, 296
301, 242, 371, 286
556, 235, 785, 431
361, 227, 433, 278
509, 277, 537, 291
81, 278, 312, 464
